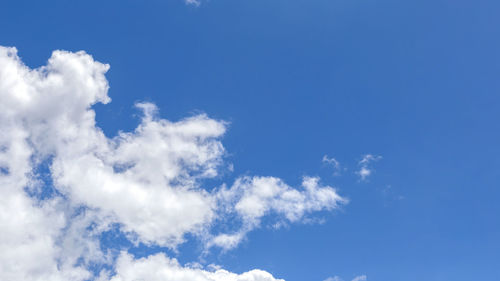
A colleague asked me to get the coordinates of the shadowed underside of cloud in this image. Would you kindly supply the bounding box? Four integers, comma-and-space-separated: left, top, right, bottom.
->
0, 46, 346, 281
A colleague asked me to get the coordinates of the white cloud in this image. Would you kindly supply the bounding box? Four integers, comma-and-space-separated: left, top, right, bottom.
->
324, 275, 367, 281
185, 0, 201, 6
352, 275, 367, 281
105, 252, 284, 281
210, 176, 347, 250
356, 154, 382, 181
0, 46, 107, 280
0, 46, 347, 280
324, 277, 343, 281
51, 103, 226, 247
323, 155, 342, 176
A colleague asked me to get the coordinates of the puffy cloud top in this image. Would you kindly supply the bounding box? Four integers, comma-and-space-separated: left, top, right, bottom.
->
0, 46, 346, 281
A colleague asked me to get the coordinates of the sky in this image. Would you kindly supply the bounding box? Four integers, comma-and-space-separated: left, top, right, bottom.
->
0, 0, 499, 281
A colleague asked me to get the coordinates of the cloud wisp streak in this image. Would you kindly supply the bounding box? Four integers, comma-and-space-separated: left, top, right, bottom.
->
324, 275, 367, 281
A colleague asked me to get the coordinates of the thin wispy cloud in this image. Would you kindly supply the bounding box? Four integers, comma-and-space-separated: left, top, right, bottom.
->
323, 155, 342, 176
352, 276, 368, 281
185, 0, 201, 6
356, 154, 382, 181
324, 275, 367, 281
324, 277, 343, 281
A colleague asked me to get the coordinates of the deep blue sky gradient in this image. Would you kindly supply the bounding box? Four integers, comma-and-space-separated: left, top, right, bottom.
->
1, 0, 499, 280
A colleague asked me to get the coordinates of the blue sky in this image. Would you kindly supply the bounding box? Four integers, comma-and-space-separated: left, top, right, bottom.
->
1, 0, 499, 281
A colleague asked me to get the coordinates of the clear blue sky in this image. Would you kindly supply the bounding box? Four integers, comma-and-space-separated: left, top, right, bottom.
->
1, 0, 499, 280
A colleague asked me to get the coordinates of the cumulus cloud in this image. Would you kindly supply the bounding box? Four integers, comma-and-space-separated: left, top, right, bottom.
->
210, 176, 347, 250
0, 46, 109, 280
0, 46, 347, 280
103, 252, 284, 281
356, 154, 382, 181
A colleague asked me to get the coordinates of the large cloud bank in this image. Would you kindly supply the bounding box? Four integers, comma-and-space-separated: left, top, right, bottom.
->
0, 46, 346, 281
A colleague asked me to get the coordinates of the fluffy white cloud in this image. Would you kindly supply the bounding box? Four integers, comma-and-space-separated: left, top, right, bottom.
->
0, 46, 347, 280
103, 252, 284, 281
0, 46, 227, 248
0, 46, 108, 281
210, 176, 346, 250
232, 176, 344, 223
51, 103, 226, 247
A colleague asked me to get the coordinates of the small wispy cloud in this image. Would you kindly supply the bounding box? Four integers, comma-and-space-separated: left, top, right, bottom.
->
324, 275, 367, 281
323, 155, 342, 176
356, 154, 382, 181
324, 277, 342, 281
185, 0, 201, 6
381, 185, 405, 203
352, 275, 367, 281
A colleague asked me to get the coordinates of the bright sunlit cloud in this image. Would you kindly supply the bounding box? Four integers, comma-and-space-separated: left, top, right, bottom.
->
0, 46, 347, 280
